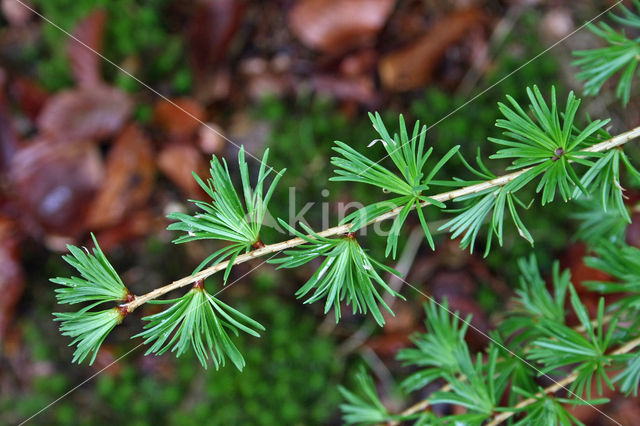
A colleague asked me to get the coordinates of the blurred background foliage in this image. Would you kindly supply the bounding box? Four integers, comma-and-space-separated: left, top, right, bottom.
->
1, 0, 640, 424
26, 0, 191, 92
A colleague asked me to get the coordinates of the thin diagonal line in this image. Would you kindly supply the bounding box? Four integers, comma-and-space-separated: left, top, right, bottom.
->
356, 1, 622, 180
19, 251, 283, 425
9, 0, 277, 172
390, 270, 622, 425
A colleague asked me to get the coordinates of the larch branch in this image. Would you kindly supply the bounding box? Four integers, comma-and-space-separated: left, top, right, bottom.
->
125, 125, 640, 312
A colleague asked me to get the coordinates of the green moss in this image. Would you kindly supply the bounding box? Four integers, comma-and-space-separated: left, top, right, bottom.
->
28, 0, 190, 92
1, 293, 342, 425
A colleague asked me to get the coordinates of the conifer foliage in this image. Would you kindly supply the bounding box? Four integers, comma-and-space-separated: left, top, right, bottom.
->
48, 3, 640, 422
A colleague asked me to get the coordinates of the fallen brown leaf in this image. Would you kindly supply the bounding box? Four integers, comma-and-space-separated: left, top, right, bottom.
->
153, 98, 206, 139
379, 8, 484, 91
86, 124, 155, 229
289, 0, 395, 53
37, 86, 133, 144
9, 138, 104, 240
157, 143, 209, 197
90, 344, 122, 377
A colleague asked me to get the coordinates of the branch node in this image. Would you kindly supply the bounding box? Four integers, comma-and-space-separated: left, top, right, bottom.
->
192, 279, 205, 290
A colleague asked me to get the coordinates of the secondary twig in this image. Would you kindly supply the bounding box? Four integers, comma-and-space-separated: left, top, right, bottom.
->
124, 125, 640, 312
486, 335, 640, 426
387, 383, 454, 426
388, 311, 619, 424
388, 333, 640, 426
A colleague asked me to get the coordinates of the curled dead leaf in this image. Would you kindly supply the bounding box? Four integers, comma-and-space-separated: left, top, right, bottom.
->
9, 139, 104, 240
289, 0, 395, 53
379, 8, 484, 91
153, 98, 206, 139
86, 124, 155, 229
158, 143, 209, 197
37, 86, 133, 144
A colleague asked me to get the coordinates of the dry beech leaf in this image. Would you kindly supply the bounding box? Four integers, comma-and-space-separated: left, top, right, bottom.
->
289, 0, 395, 53
37, 86, 133, 144
562, 243, 612, 290
68, 9, 107, 88
9, 139, 104, 239
157, 143, 209, 197
86, 124, 155, 229
0, 218, 24, 339
188, 0, 245, 76
153, 98, 206, 139
379, 8, 484, 91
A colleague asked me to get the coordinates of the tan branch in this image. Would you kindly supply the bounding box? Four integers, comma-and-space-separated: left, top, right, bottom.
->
125, 125, 640, 312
